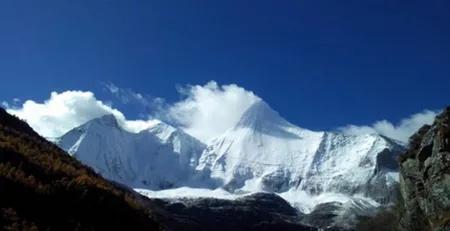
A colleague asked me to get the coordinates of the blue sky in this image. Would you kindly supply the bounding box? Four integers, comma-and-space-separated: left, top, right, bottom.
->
1, 0, 449, 133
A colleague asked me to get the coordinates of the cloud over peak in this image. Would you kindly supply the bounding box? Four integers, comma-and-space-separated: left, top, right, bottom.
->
4, 82, 260, 142
5, 91, 158, 138
166, 81, 260, 142
338, 109, 438, 143
3, 81, 439, 144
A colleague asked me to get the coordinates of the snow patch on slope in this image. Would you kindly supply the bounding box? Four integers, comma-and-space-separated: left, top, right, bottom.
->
279, 189, 380, 214
135, 187, 241, 200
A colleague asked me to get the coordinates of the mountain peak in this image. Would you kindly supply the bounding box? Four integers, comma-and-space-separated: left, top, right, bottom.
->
235, 100, 290, 130
89, 114, 119, 128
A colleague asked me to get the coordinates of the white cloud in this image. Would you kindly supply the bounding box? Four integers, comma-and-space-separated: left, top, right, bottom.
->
5, 82, 260, 142
6, 82, 439, 145
6, 91, 158, 138
166, 81, 260, 142
338, 110, 438, 143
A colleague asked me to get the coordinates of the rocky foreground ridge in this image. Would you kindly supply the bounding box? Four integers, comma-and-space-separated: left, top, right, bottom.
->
399, 107, 450, 231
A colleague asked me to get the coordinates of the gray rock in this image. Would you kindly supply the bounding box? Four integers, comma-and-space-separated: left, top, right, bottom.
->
399, 107, 450, 231
149, 193, 318, 231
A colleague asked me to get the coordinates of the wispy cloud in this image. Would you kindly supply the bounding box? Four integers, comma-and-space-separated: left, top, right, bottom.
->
103, 82, 148, 105
338, 110, 438, 143
1, 101, 9, 108
102, 82, 166, 115
1, 98, 21, 109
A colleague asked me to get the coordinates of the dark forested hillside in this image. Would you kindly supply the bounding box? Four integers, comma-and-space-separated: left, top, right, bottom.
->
0, 107, 161, 230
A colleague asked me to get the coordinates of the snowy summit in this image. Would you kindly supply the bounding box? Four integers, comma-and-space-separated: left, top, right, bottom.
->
57, 99, 404, 214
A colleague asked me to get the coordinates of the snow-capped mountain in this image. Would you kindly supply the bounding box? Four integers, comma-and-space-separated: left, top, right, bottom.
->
57, 99, 404, 225
58, 114, 206, 189
197, 101, 403, 210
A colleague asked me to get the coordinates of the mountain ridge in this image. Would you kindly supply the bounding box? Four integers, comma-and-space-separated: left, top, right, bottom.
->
56, 100, 405, 229
58, 114, 207, 190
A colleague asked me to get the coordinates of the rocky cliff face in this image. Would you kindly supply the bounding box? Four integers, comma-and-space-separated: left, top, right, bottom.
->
399, 107, 450, 231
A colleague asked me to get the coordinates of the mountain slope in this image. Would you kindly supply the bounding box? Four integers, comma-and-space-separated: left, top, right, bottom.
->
198, 101, 403, 206
0, 108, 161, 230
56, 100, 405, 229
58, 115, 207, 190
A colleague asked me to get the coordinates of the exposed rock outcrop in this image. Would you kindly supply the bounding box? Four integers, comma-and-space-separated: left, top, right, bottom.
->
399, 107, 450, 231
150, 193, 318, 231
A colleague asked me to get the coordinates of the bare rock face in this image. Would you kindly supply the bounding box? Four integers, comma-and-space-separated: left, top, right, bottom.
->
149, 193, 318, 231
399, 107, 450, 231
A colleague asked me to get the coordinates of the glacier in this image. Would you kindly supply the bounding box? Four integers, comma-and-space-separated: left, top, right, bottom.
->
57, 99, 404, 227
